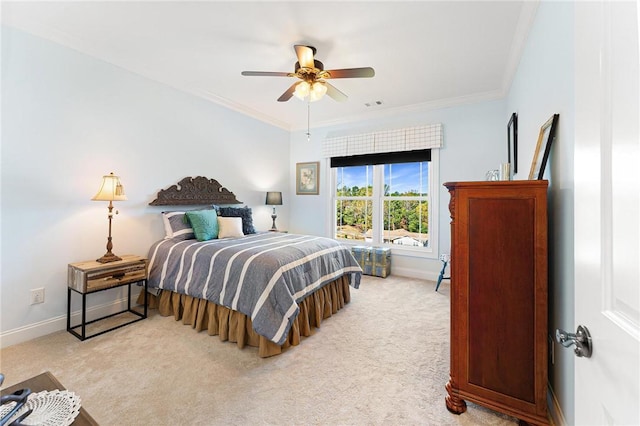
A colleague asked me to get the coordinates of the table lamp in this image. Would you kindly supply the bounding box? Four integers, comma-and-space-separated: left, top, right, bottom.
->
265, 191, 282, 231
92, 172, 127, 263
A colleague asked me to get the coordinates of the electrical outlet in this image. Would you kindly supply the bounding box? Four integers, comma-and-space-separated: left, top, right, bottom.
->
30, 288, 45, 305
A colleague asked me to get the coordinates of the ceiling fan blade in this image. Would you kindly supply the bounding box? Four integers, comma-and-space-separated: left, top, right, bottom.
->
324, 67, 375, 79
277, 82, 299, 102
241, 71, 292, 77
325, 82, 348, 102
294, 45, 315, 68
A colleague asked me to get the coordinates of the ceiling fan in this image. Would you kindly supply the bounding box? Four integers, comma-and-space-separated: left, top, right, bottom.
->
241, 45, 375, 103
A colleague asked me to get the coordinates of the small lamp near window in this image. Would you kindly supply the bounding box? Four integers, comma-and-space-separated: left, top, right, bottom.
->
92, 172, 127, 263
265, 191, 283, 231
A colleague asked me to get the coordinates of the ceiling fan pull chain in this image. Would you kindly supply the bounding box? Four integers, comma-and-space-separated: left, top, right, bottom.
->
307, 100, 311, 142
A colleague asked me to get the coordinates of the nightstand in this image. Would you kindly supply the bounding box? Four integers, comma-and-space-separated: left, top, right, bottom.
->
67, 254, 148, 341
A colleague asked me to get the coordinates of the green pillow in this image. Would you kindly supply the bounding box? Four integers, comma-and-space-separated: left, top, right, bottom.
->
185, 209, 219, 241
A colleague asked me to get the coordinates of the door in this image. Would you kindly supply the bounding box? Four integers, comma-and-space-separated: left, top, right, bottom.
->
574, 2, 640, 425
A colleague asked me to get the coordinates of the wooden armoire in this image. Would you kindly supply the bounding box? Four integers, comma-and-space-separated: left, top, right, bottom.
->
443, 180, 549, 426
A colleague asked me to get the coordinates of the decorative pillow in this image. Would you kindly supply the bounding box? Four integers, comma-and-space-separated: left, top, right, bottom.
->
217, 216, 244, 239
161, 211, 195, 240
214, 206, 256, 235
185, 209, 219, 242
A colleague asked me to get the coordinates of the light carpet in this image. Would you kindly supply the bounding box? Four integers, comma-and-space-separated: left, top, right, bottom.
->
0, 275, 518, 425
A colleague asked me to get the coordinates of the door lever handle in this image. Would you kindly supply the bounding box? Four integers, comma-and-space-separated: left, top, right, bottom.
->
555, 325, 592, 358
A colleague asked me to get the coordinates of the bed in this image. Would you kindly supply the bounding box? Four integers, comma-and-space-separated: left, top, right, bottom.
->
143, 176, 362, 357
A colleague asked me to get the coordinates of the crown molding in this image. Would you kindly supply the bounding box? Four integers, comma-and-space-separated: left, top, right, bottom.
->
291, 89, 506, 132
191, 88, 292, 131
501, 0, 540, 95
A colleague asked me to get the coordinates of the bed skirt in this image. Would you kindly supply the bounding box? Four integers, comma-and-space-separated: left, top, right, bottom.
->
139, 275, 351, 357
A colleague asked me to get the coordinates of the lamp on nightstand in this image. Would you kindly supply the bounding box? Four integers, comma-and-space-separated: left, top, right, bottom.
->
92, 172, 127, 263
265, 191, 282, 231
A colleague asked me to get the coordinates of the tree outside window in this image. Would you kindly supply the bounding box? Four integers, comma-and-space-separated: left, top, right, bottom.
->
334, 162, 430, 248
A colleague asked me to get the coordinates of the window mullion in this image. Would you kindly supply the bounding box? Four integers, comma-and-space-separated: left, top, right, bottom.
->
372, 165, 384, 245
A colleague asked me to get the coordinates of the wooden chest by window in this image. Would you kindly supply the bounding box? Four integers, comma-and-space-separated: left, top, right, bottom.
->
351, 246, 391, 278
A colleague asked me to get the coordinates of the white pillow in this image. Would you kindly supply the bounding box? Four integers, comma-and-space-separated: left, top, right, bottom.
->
217, 216, 244, 238
161, 211, 195, 240
162, 213, 174, 237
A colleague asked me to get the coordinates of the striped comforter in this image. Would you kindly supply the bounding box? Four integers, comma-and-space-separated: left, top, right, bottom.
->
147, 232, 362, 345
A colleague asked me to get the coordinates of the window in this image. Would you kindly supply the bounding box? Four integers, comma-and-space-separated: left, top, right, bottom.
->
335, 165, 373, 241
383, 162, 429, 247
331, 151, 438, 255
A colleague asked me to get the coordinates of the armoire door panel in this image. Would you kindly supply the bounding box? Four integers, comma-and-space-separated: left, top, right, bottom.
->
467, 197, 536, 403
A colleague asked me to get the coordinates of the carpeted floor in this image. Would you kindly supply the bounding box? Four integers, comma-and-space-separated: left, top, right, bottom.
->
0, 275, 518, 425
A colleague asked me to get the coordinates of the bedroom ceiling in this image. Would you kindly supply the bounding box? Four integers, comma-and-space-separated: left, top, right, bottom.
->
1, 1, 538, 131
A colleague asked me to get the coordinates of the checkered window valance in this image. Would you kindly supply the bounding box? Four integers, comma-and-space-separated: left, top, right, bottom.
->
322, 124, 443, 158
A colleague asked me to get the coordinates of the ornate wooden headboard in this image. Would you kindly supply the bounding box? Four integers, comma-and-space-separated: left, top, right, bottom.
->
149, 176, 242, 206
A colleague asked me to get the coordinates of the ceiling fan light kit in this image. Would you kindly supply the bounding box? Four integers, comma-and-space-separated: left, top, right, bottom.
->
241, 45, 375, 103
293, 81, 327, 102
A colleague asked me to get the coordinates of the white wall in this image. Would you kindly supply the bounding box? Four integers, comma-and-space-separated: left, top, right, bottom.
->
0, 27, 290, 346
505, 2, 575, 425
288, 99, 507, 279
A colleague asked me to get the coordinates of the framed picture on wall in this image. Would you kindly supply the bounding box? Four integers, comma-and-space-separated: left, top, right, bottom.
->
529, 114, 559, 180
296, 162, 320, 195
508, 112, 518, 174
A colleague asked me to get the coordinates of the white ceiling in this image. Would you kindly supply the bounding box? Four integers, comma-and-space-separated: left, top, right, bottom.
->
1, 1, 538, 131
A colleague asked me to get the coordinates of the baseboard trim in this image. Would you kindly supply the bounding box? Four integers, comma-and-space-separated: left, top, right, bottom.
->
0, 297, 136, 349
391, 266, 441, 282
547, 385, 566, 426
